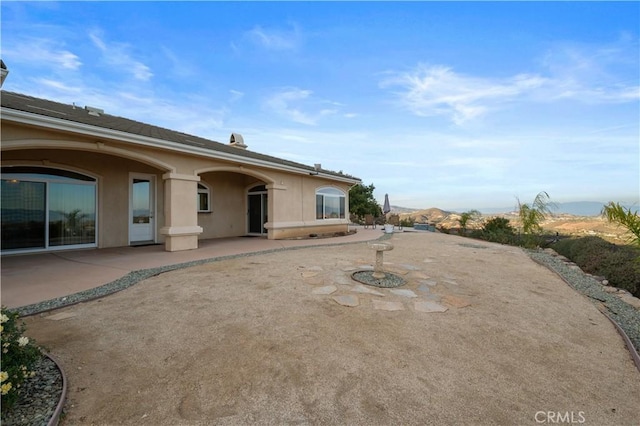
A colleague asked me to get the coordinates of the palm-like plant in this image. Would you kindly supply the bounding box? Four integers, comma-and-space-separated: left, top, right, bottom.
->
458, 209, 481, 234
601, 202, 640, 247
517, 191, 556, 235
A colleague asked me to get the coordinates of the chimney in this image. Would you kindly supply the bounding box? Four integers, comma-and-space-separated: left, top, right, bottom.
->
1, 60, 8, 88
229, 133, 247, 149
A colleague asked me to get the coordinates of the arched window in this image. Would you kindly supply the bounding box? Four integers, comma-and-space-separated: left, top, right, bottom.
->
197, 183, 211, 213
316, 187, 345, 219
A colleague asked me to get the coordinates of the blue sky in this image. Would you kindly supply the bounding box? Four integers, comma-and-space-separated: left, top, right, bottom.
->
2, 1, 638, 211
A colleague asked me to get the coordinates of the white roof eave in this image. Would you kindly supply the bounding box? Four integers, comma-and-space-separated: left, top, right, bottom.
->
1, 107, 360, 184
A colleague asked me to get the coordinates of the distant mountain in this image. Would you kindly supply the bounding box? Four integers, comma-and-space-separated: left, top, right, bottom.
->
391, 201, 638, 218
479, 201, 638, 217
393, 207, 452, 223
389, 205, 419, 214
553, 202, 607, 216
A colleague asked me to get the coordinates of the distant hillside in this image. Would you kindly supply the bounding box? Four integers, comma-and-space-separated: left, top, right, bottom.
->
391, 204, 635, 243
388, 205, 418, 214
392, 207, 452, 224
479, 201, 638, 216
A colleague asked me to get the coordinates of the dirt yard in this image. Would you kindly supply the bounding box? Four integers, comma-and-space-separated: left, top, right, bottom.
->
24, 232, 640, 425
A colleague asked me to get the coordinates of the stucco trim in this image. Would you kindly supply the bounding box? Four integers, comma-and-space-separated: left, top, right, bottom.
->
162, 173, 200, 182
1, 138, 176, 173
159, 226, 204, 236
265, 219, 349, 229
266, 183, 287, 191
194, 165, 275, 185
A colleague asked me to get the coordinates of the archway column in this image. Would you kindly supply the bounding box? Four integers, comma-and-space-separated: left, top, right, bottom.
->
264, 183, 287, 239
160, 172, 203, 251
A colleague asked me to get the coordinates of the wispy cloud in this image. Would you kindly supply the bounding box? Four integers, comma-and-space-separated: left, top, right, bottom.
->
2, 37, 82, 70
33, 78, 83, 94
380, 65, 546, 124
246, 23, 303, 51
538, 39, 640, 104
161, 46, 196, 78
382, 38, 638, 125
229, 90, 244, 103
89, 30, 153, 81
263, 88, 338, 125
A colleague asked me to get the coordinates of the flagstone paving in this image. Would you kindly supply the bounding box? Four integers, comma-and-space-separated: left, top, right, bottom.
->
301, 259, 471, 313
332, 294, 359, 307
414, 300, 448, 313
311, 285, 337, 295
389, 288, 418, 298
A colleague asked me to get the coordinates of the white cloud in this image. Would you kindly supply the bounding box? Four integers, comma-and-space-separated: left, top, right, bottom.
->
229, 90, 245, 102
2, 38, 82, 71
33, 78, 83, 94
88, 31, 153, 81
537, 41, 640, 104
263, 88, 340, 125
380, 65, 547, 124
382, 37, 639, 125
161, 46, 196, 78
246, 23, 302, 51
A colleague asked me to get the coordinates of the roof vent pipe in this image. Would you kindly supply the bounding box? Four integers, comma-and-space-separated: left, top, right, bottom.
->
229, 133, 247, 149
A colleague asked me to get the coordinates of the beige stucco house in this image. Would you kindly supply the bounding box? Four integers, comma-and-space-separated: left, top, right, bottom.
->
1, 89, 360, 253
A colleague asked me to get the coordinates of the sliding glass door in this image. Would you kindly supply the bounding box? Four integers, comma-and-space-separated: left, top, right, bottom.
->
1, 167, 97, 252
1, 180, 46, 250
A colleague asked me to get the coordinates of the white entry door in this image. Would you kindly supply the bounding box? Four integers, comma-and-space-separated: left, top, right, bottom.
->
130, 174, 155, 244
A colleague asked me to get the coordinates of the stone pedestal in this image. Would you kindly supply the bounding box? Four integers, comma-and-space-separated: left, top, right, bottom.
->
367, 242, 394, 279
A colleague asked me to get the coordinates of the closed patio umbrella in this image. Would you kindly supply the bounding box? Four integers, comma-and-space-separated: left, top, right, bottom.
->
383, 193, 391, 215
382, 194, 393, 233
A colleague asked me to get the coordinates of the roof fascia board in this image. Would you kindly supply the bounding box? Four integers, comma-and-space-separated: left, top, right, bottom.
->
1, 107, 359, 183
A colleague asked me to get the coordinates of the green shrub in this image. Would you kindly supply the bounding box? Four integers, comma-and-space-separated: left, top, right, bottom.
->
480, 217, 517, 245
400, 216, 415, 228
1, 308, 42, 412
553, 237, 640, 298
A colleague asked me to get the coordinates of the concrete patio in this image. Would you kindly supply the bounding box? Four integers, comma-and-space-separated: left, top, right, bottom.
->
1, 226, 383, 309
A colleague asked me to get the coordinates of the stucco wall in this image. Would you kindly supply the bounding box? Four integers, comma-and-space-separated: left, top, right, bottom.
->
1, 148, 165, 248
198, 172, 258, 239
1, 121, 356, 250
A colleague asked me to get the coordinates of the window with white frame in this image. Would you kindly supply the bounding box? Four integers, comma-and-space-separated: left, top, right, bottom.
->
316, 187, 345, 219
198, 183, 211, 212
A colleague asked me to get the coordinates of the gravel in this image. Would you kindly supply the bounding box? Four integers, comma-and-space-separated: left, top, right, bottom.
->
351, 270, 406, 288
1, 355, 63, 426
528, 249, 640, 355
5, 236, 638, 424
